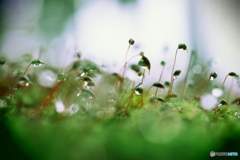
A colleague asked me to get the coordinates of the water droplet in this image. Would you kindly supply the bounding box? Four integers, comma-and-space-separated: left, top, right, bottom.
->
81, 90, 95, 99
80, 72, 86, 77
135, 90, 141, 96
18, 75, 31, 87
0, 99, 7, 108
173, 76, 177, 80
192, 65, 202, 74
18, 81, 29, 88
217, 99, 227, 107
108, 99, 115, 102
69, 104, 79, 115
33, 63, 41, 67
212, 88, 223, 97
134, 90, 141, 95
38, 70, 57, 88
84, 81, 88, 86
200, 94, 217, 110
31, 60, 44, 67
134, 83, 143, 95
6, 94, 14, 100
210, 72, 218, 80
88, 96, 93, 99
55, 100, 65, 113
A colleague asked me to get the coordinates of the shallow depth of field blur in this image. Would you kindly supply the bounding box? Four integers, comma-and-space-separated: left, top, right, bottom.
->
0, 0, 240, 160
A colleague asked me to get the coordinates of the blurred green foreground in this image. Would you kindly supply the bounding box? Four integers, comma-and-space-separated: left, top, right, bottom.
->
1, 100, 240, 160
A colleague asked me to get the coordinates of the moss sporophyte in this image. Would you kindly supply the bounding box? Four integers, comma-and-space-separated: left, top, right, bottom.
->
0, 39, 239, 120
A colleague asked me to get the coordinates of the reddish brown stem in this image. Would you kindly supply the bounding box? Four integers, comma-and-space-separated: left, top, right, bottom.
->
23, 63, 32, 76
29, 80, 64, 115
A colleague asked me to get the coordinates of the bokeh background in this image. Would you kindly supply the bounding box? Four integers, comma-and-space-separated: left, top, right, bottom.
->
1, 1, 240, 159
0, 0, 239, 86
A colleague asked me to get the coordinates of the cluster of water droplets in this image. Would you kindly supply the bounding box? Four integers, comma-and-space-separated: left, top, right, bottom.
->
0, 99, 7, 108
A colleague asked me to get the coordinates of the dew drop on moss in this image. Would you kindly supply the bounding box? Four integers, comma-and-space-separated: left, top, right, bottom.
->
31, 60, 45, 67
69, 104, 79, 115
134, 83, 143, 95
55, 100, 65, 113
18, 81, 30, 88
134, 90, 142, 95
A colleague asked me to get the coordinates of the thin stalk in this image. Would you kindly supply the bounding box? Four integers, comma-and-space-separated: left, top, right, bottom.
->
227, 78, 234, 102
117, 54, 139, 95
192, 77, 211, 108
141, 69, 145, 107
168, 48, 179, 95
235, 87, 240, 99
222, 75, 229, 85
155, 65, 165, 97
211, 105, 230, 123
182, 51, 194, 97
198, 76, 211, 98
162, 88, 165, 97
23, 63, 32, 76
10, 62, 32, 102
122, 81, 135, 108
122, 44, 131, 78
116, 45, 131, 109
125, 90, 134, 113
146, 86, 152, 96
134, 99, 144, 109
141, 68, 145, 84
119, 54, 140, 77
28, 79, 64, 115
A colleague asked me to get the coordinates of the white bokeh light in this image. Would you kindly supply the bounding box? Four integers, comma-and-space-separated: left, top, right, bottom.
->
212, 88, 223, 97
55, 100, 65, 113
38, 70, 57, 88
76, 0, 190, 83
200, 94, 217, 110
